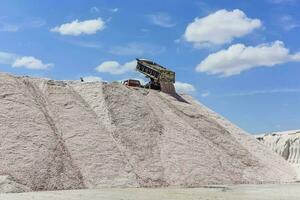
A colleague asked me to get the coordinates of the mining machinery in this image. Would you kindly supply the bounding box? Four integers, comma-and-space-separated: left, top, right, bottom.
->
136, 58, 176, 94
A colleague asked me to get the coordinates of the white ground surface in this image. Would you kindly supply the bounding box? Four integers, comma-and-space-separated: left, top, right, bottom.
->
1, 184, 300, 200
0, 73, 297, 191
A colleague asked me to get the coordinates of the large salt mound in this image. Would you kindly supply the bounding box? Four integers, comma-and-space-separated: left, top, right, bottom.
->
0, 73, 297, 191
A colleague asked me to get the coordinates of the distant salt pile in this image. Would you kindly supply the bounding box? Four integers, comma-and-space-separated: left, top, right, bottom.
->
0, 73, 297, 192
257, 130, 300, 179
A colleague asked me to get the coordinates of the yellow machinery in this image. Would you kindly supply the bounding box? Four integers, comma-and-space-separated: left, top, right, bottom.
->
136, 58, 176, 94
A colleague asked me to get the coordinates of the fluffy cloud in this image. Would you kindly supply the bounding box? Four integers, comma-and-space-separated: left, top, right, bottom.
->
12, 56, 53, 70
147, 13, 176, 28
184, 9, 261, 47
175, 82, 196, 94
196, 41, 300, 76
51, 18, 105, 36
0, 51, 53, 70
82, 76, 103, 82
95, 60, 136, 75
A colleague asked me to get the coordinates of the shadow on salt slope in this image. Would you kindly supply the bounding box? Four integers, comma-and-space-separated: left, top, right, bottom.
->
171, 93, 190, 104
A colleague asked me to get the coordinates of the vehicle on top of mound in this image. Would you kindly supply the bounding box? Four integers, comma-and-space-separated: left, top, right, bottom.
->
136, 58, 176, 94
122, 79, 141, 87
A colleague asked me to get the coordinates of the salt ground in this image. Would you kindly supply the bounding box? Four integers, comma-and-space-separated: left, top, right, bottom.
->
0, 73, 297, 192
1, 183, 300, 200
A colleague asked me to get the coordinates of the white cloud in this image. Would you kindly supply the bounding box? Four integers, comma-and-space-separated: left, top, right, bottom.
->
148, 13, 176, 28
82, 76, 103, 82
0, 51, 53, 70
51, 18, 105, 36
196, 41, 300, 76
175, 82, 196, 94
95, 60, 136, 75
184, 9, 261, 47
12, 56, 53, 70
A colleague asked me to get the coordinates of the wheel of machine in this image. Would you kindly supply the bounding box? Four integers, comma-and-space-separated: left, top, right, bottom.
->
150, 83, 161, 90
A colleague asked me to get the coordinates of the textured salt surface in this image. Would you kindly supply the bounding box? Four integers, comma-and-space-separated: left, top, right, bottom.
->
0, 73, 297, 192
0, 176, 30, 193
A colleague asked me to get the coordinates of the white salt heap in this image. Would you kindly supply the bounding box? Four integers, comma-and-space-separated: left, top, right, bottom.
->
0, 73, 297, 192
257, 130, 300, 179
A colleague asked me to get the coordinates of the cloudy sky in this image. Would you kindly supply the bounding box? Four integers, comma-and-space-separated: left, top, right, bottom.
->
0, 0, 299, 133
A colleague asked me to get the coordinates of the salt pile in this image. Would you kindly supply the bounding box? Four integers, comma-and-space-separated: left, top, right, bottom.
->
257, 130, 300, 179
0, 73, 296, 192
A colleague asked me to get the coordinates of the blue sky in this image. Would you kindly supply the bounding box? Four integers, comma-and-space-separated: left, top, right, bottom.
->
0, 0, 299, 134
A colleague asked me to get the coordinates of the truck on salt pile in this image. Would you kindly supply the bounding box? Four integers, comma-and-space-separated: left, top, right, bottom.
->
135, 58, 176, 94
